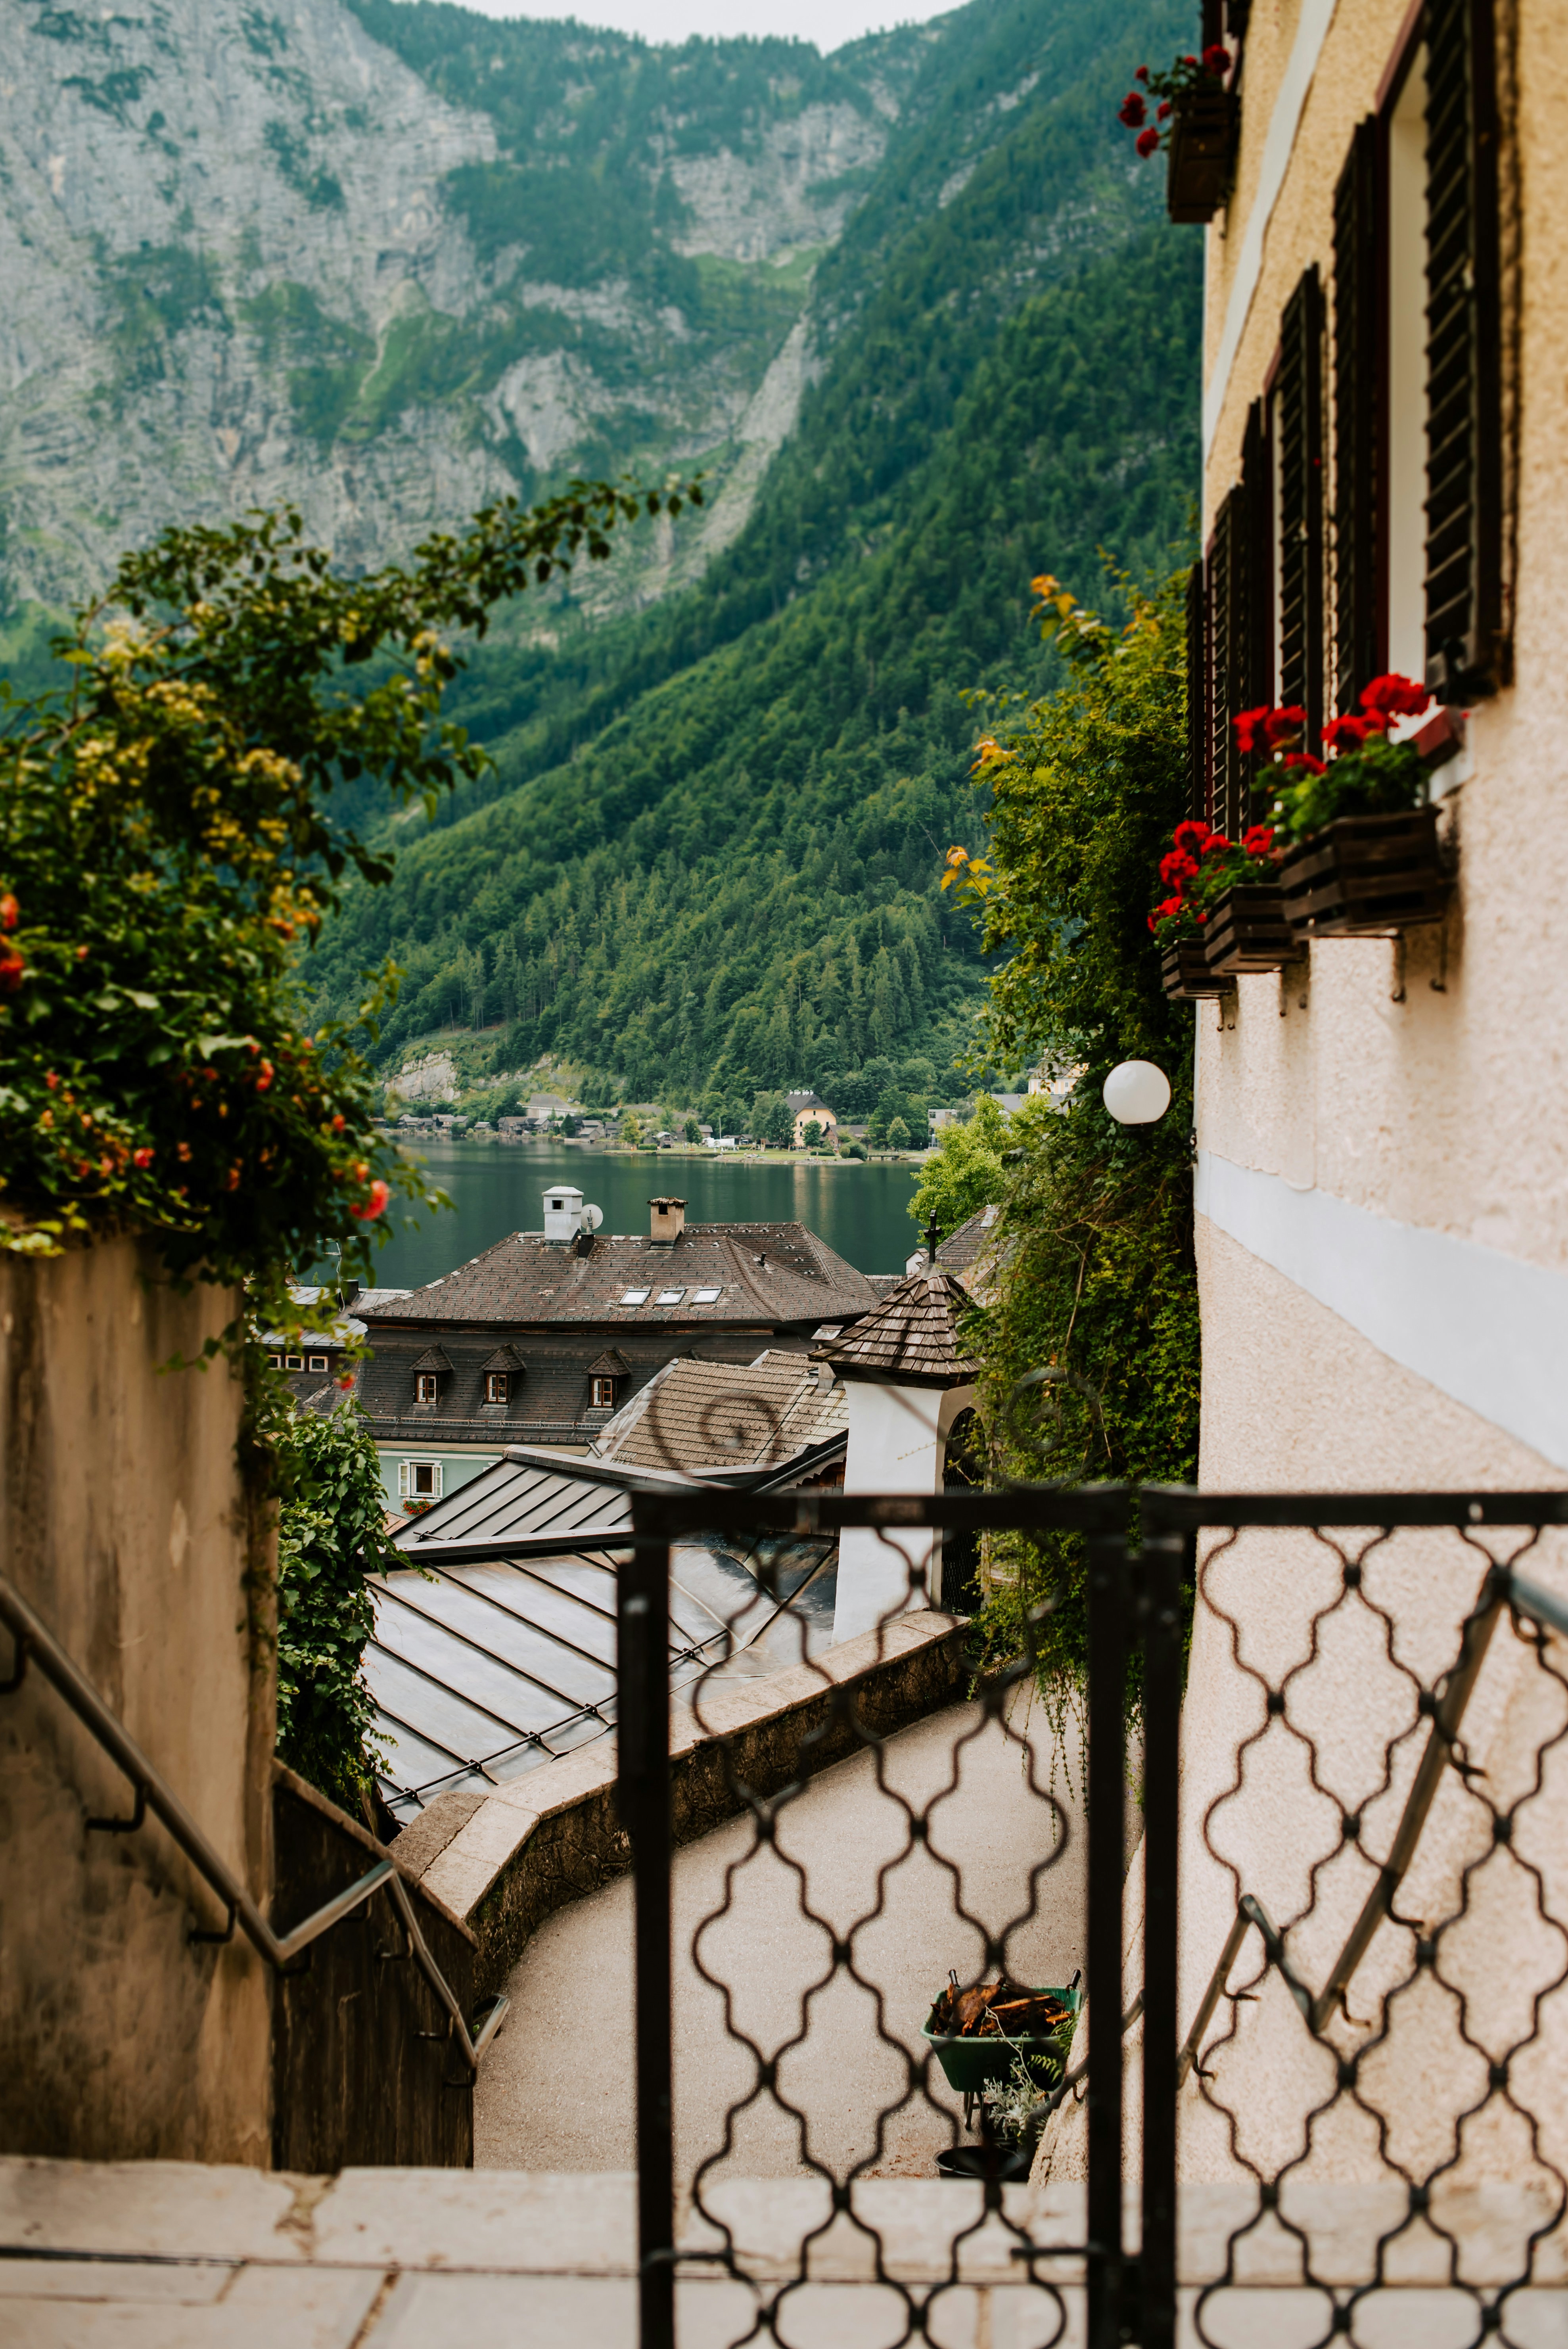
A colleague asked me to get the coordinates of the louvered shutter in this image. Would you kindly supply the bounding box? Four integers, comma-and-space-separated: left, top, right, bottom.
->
1185, 560, 1210, 824
1333, 117, 1380, 712
1206, 493, 1236, 830
1424, 0, 1503, 697
1277, 266, 1326, 746
1229, 399, 1272, 834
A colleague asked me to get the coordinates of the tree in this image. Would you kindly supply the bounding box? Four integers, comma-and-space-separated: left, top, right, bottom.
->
910, 1093, 1010, 1235
620, 1110, 643, 1149
0, 472, 698, 1340
945, 564, 1200, 1716
802, 1119, 824, 1150
683, 1116, 702, 1144
752, 1091, 793, 1148
272, 1402, 404, 1810
886, 1116, 912, 1152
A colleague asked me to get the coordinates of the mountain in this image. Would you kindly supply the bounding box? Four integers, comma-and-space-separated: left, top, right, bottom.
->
0, 0, 1202, 1112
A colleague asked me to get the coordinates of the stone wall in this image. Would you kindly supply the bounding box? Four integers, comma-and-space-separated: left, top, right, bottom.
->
0, 1234, 274, 2163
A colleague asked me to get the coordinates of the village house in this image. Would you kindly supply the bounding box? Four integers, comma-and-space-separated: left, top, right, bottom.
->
348, 1188, 879, 1511
786, 1089, 838, 1147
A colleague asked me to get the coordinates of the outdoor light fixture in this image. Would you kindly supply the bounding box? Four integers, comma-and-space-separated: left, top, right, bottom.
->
1102, 1060, 1172, 1125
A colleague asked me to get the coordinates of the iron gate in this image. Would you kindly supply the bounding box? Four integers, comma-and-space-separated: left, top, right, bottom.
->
616, 1483, 1568, 2349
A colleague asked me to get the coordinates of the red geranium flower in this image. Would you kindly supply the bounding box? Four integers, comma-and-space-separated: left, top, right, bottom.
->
1233, 705, 1272, 756
1119, 92, 1147, 127
1202, 42, 1230, 74
1157, 100, 1172, 119
1159, 848, 1199, 888
132, 1147, 154, 1169
1200, 833, 1234, 858
1241, 825, 1277, 856
1359, 671, 1429, 720
0, 948, 24, 994
1264, 705, 1308, 746
1281, 752, 1327, 775
1134, 64, 1149, 82
1321, 714, 1377, 753
1135, 127, 1160, 156
351, 1178, 391, 1221
1173, 819, 1212, 855
0, 893, 17, 931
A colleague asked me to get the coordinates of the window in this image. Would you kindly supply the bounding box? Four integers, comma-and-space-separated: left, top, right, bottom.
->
619, 1288, 651, 1306
285, 1354, 304, 1371
590, 1376, 616, 1408
416, 1372, 439, 1403
485, 1371, 509, 1405
655, 1287, 684, 1306
398, 1459, 442, 1501
691, 1286, 722, 1304
307, 1354, 329, 1373
268, 1352, 282, 1369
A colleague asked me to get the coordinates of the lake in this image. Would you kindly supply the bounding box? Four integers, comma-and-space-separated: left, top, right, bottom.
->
336, 1143, 926, 1291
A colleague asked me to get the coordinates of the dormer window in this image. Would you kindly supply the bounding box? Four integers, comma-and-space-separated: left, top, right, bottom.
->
591, 1376, 616, 1408
308, 1354, 328, 1373
416, 1373, 439, 1404
479, 1346, 521, 1409
285, 1354, 304, 1371
486, 1371, 509, 1405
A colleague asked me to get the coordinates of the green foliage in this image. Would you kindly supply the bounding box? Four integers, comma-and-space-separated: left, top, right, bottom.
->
752, 1091, 794, 1148
911, 1094, 1010, 1234
0, 475, 695, 1317
683, 1116, 702, 1144
1268, 736, 1425, 838
272, 1402, 403, 1809
886, 1116, 912, 1151
963, 564, 1200, 1715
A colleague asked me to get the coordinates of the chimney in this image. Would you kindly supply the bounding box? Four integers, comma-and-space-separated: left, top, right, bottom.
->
649, 1196, 686, 1246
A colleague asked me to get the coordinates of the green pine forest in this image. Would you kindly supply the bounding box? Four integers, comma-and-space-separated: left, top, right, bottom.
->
274, 0, 1202, 1107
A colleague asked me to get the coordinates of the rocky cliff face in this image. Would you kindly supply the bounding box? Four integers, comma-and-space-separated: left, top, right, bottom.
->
0, 0, 912, 610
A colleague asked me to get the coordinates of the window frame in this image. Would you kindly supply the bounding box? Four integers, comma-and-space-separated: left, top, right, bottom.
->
485, 1371, 510, 1406
590, 1376, 616, 1409
415, 1371, 439, 1404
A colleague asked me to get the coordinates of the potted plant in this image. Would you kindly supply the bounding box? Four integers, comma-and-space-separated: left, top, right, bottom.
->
1117, 46, 1238, 225
923, 1974, 1081, 2129
1148, 821, 1236, 999
1236, 679, 1454, 939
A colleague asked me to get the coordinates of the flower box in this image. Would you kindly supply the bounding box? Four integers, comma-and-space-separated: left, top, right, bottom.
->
1279, 808, 1451, 939
1202, 883, 1300, 974
1166, 88, 1238, 222
1161, 941, 1232, 1000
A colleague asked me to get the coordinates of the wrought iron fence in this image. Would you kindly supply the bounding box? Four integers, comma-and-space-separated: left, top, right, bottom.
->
617, 1480, 1568, 2349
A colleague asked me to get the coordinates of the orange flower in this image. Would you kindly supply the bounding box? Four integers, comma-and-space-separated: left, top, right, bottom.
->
132, 1147, 154, 1169
351, 1178, 391, 1221
176, 1141, 192, 1163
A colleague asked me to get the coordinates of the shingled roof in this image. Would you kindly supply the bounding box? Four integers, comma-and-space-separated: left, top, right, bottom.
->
812, 1266, 978, 1387
595, 1349, 847, 1474
357, 1220, 878, 1331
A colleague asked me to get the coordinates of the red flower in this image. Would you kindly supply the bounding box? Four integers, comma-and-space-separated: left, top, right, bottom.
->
0, 948, 24, 994
1160, 848, 1199, 888
1157, 100, 1171, 119
1281, 752, 1326, 775
0, 893, 17, 931
1119, 92, 1147, 127
1359, 671, 1429, 720
351, 1178, 391, 1221
1263, 705, 1308, 746
1135, 126, 1160, 156
1201, 833, 1234, 859
1173, 819, 1212, 855
1181, 54, 1198, 66
45, 1070, 59, 1090
1202, 42, 1230, 74
1241, 824, 1277, 856
337, 1373, 355, 1390
132, 1147, 154, 1169
1134, 64, 1148, 82
1233, 704, 1272, 755
255, 1060, 274, 1092
1321, 714, 1377, 753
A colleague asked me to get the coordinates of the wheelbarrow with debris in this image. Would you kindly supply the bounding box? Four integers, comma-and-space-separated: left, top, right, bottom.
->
922, 1970, 1081, 2131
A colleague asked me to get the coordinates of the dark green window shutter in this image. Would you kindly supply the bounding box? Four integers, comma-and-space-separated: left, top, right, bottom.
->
1333, 117, 1380, 713
1277, 266, 1326, 745
1424, 0, 1503, 697
1186, 559, 1209, 824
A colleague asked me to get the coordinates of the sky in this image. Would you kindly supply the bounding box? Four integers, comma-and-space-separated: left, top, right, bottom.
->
437, 0, 957, 52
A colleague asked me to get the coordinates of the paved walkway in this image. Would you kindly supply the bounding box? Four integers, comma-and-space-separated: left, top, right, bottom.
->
475, 1695, 1089, 2183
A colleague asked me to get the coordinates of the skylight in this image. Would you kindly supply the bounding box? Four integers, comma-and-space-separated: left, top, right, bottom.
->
655, 1287, 685, 1306
691, 1287, 722, 1304
619, 1288, 652, 1305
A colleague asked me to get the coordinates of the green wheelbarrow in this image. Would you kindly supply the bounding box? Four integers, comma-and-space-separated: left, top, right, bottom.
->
921, 1977, 1082, 2130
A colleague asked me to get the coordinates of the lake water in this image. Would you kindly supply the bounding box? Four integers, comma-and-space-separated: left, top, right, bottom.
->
340, 1143, 926, 1291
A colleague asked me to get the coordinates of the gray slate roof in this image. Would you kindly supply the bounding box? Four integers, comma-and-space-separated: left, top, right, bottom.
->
358, 1220, 877, 1331
814, 1266, 979, 1387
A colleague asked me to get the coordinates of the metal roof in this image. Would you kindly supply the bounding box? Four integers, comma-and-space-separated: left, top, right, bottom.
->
370, 1448, 836, 1823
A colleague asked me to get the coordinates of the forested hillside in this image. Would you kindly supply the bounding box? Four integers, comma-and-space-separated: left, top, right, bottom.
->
303, 0, 1203, 1107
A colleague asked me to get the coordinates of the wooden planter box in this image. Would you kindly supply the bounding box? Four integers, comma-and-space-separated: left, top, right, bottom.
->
1203, 883, 1300, 974
1162, 940, 1232, 1000
1167, 88, 1238, 223
1279, 808, 1451, 939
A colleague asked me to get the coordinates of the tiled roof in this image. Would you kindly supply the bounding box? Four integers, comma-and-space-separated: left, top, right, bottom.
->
357, 1220, 878, 1331
595, 1349, 847, 1474
934, 1203, 1006, 1306
813, 1267, 978, 1387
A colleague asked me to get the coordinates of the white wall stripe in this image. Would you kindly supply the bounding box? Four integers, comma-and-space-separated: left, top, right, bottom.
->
1195, 1150, 1568, 1469
1203, 0, 1340, 463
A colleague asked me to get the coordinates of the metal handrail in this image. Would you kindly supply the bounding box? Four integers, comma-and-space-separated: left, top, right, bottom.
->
1173, 1562, 1567, 2084
0, 1568, 505, 2071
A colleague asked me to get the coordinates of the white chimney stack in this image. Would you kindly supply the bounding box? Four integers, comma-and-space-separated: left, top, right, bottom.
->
542, 1186, 585, 1243
649, 1197, 686, 1246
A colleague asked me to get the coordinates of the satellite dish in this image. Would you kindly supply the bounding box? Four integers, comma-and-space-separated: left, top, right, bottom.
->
579, 1204, 604, 1232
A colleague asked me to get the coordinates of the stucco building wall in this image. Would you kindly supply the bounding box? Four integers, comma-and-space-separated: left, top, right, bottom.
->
0, 1235, 274, 2163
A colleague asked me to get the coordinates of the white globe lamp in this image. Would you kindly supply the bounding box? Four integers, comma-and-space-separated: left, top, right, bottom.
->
1102, 1060, 1172, 1126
